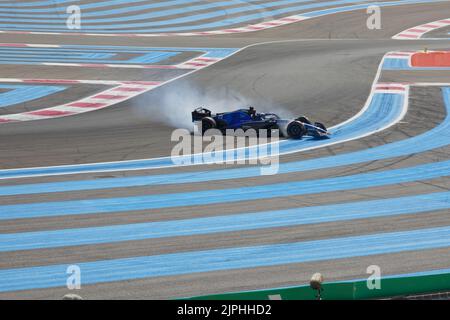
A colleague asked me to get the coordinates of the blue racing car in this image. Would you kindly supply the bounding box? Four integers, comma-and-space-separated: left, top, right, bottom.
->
192, 107, 330, 139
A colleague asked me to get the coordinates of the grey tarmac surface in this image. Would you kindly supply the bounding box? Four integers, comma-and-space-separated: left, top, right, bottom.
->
0, 39, 449, 166
0, 2, 449, 299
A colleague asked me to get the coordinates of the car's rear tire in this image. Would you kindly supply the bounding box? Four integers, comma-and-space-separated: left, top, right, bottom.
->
287, 121, 306, 139
296, 116, 311, 124
201, 117, 216, 135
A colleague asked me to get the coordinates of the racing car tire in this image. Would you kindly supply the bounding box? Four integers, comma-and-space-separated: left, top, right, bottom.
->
296, 116, 312, 124
287, 120, 306, 139
201, 117, 216, 135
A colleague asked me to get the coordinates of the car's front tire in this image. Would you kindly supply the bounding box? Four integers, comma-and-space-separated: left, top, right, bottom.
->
287, 120, 306, 139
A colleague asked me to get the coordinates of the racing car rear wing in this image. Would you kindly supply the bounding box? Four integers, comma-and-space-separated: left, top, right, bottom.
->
192, 107, 212, 122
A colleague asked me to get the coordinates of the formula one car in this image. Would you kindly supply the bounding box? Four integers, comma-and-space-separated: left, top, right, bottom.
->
191, 107, 330, 139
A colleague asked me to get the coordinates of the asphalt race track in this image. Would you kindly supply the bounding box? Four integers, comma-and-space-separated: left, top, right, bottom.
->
0, 0, 449, 299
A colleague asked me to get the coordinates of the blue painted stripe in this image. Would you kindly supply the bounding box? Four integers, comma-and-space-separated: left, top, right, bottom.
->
0, 84, 66, 108
0, 46, 198, 53
0, 91, 405, 179
0, 0, 271, 23
0, 0, 316, 30
0, 51, 178, 64
0, 52, 115, 58
0, 0, 442, 33
0, 45, 236, 56
0, 53, 114, 60
0, 46, 236, 60
128, 51, 178, 63
1, 225, 450, 292
0, 0, 80, 8
1, 191, 449, 252
0, 0, 186, 12
0, 50, 120, 57
382, 57, 410, 69
0, 159, 449, 220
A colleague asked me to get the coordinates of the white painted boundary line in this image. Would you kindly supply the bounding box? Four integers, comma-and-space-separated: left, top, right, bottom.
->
385, 51, 414, 58
393, 18, 450, 39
